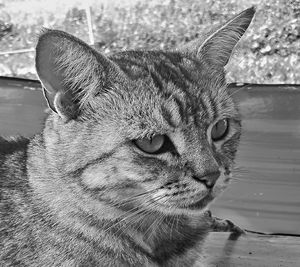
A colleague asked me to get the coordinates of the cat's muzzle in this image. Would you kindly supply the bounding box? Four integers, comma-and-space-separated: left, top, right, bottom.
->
192, 170, 220, 189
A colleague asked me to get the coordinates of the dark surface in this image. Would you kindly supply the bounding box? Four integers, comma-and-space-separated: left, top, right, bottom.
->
0, 77, 46, 137
0, 77, 299, 235
212, 84, 300, 235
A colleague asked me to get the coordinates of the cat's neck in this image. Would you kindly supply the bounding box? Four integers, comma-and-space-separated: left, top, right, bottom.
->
121, 210, 209, 263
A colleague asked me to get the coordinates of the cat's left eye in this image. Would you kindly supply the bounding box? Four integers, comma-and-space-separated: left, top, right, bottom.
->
134, 135, 175, 154
211, 119, 229, 141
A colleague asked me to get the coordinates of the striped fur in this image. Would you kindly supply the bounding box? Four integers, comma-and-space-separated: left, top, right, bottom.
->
0, 8, 255, 267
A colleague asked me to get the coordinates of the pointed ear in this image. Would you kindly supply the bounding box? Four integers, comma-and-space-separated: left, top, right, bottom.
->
179, 7, 255, 68
35, 29, 115, 121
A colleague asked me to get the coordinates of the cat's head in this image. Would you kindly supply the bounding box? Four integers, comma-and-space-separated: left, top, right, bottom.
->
35, 8, 255, 216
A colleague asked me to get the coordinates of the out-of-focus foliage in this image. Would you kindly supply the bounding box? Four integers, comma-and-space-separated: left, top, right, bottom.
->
0, 0, 299, 83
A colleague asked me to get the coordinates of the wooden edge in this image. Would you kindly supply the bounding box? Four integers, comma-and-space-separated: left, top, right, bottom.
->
198, 232, 300, 266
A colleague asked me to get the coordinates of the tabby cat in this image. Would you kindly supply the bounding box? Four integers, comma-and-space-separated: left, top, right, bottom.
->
0, 7, 255, 267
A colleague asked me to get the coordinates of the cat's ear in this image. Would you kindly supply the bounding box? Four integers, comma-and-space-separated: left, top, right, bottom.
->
179, 7, 255, 68
35, 29, 115, 121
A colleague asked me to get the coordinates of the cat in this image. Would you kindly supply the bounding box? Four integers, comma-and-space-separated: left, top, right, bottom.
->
0, 7, 255, 267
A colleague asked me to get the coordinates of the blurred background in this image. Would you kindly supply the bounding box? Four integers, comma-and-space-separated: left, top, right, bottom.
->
0, 0, 299, 83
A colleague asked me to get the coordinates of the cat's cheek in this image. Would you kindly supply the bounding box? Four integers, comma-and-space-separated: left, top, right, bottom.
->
81, 164, 116, 189
80, 159, 157, 192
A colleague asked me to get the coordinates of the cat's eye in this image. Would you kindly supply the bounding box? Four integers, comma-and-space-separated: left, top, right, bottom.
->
211, 119, 229, 141
134, 135, 175, 154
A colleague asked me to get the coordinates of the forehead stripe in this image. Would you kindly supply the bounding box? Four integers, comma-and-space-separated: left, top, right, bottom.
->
161, 97, 184, 128
148, 69, 164, 92
201, 93, 215, 120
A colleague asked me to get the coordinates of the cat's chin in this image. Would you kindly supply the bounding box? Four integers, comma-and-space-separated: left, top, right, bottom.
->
184, 193, 214, 211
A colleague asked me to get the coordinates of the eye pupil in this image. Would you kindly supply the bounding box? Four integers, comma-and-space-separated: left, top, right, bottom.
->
211, 119, 228, 141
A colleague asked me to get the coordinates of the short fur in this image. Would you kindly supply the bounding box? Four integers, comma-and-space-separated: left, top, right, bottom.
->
0, 7, 255, 267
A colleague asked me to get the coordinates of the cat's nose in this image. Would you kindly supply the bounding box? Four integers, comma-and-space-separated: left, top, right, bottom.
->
192, 171, 220, 189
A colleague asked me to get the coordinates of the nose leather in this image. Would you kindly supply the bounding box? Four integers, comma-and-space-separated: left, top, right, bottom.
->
192, 171, 220, 188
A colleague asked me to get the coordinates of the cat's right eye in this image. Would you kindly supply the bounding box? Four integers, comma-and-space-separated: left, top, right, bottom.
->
133, 135, 175, 154
211, 118, 229, 142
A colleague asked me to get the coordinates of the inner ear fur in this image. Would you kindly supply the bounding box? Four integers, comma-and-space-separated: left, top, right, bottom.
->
35, 29, 114, 121
179, 7, 256, 68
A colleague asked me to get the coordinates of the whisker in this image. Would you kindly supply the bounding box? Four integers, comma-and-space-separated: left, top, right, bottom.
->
106, 195, 167, 237
169, 213, 179, 239
230, 177, 256, 183
114, 209, 151, 239
102, 206, 146, 234
233, 169, 270, 180
114, 196, 167, 239
111, 188, 161, 207
143, 209, 164, 240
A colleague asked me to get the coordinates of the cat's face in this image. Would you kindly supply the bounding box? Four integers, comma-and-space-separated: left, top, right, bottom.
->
35, 8, 254, 216
74, 51, 241, 215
